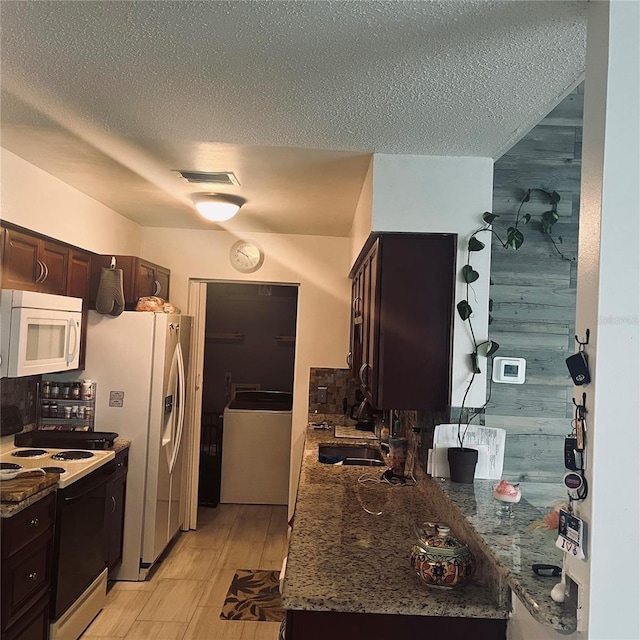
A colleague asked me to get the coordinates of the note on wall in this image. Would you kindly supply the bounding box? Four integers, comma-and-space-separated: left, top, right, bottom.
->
428, 424, 506, 480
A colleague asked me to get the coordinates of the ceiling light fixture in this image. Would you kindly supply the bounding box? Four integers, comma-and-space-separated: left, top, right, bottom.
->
191, 193, 246, 222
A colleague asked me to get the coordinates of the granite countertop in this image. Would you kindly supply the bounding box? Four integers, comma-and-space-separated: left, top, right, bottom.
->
0, 482, 58, 518
283, 422, 576, 632
281, 425, 510, 620
423, 476, 576, 632
112, 438, 131, 454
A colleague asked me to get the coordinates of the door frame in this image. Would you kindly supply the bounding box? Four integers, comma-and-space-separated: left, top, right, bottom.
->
182, 279, 299, 530
182, 280, 207, 530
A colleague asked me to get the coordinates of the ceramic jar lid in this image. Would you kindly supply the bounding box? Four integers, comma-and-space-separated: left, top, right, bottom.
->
413, 522, 470, 557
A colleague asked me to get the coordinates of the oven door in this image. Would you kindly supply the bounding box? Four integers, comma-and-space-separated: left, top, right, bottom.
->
51, 460, 116, 620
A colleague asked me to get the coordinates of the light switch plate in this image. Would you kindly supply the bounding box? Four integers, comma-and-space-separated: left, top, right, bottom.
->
317, 386, 327, 404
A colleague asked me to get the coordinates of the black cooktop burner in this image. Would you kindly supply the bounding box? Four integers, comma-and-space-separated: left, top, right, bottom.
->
0, 462, 22, 470
52, 450, 94, 461
11, 449, 48, 458
40, 466, 67, 474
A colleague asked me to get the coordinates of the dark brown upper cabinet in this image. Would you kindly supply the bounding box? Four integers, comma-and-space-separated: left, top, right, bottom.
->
349, 233, 457, 412
89, 255, 170, 310
2, 227, 68, 295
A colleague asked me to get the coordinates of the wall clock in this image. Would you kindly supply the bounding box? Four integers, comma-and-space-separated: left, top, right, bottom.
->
229, 240, 264, 273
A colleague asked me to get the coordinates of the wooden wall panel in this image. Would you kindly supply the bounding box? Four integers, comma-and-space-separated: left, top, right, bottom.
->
486, 85, 583, 508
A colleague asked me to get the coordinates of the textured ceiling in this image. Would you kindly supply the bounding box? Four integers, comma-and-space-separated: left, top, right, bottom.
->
0, 0, 587, 235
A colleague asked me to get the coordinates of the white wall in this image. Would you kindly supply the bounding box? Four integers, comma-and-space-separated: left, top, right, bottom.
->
370, 154, 494, 408
567, 1, 639, 638
141, 227, 352, 507
349, 157, 373, 267
1, 149, 143, 255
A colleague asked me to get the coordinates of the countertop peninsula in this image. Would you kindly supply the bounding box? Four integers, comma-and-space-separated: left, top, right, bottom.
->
282, 425, 509, 621
282, 423, 576, 633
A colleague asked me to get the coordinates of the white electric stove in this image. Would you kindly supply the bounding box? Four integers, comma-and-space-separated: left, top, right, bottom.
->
0, 446, 115, 487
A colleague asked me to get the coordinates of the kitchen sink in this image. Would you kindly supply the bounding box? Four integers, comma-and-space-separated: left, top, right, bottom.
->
318, 444, 386, 466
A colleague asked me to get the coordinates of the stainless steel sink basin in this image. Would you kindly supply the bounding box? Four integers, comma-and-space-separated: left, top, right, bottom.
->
318, 444, 386, 466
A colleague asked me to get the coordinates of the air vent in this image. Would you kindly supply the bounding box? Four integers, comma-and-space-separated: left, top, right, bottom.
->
176, 170, 240, 186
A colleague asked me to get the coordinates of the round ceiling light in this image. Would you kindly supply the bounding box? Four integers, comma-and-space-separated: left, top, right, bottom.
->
191, 194, 246, 222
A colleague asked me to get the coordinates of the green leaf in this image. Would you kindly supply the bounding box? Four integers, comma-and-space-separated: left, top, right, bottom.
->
488, 314, 493, 325
468, 237, 485, 252
550, 191, 561, 205
507, 227, 524, 250
470, 352, 481, 374
542, 210, 560, 224
462, 265, 480, 283
482, 212, 499, 224
522, 213, 531, 224
486, 340, 500, 357
457, 300, 473, 321
522, 189, 531, 203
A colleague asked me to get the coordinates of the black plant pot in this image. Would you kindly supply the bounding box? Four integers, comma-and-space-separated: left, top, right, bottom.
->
447, 447, 479, 484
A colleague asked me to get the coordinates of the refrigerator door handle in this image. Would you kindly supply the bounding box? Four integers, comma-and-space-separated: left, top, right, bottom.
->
168, 342, 186, 473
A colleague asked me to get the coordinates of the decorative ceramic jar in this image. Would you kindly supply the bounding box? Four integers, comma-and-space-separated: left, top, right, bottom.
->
410, 522, 475, 589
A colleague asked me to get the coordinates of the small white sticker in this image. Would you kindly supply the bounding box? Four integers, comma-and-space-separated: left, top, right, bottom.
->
109, 391, 125, 408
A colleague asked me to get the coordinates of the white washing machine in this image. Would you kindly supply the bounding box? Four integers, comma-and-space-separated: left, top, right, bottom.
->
221, 391, 292, 505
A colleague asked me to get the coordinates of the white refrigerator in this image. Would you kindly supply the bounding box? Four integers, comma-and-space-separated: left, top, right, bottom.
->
83, 310, 192, 581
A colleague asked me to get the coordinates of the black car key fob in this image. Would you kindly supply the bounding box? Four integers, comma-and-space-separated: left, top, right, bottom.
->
564, 437, 582, 471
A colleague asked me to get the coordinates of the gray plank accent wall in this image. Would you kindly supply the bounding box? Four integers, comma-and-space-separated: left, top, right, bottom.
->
485, 85, 583, 508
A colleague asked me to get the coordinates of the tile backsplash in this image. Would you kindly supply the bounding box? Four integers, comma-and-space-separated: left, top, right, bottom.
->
308, 367, 486, 476
308, 367, 359, 415
1, 375, 39, 431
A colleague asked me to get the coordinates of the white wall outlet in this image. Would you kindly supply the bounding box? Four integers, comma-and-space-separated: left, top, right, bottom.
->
109, 390, 124, 407
565, 572, 584, 630
317, 386, 327, 404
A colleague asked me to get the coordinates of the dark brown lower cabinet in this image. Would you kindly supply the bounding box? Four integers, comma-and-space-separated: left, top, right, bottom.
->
105, 449, 128, 579
2, 593, 50, 640
285, 610, 507, 640
1, 492, 56, 640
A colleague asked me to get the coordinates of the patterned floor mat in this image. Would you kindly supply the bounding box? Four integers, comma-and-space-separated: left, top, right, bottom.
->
220, 569, 286, 622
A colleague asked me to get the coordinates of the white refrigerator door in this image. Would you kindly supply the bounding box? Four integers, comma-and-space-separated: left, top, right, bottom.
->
82, 311, 156, 581
142, 314, 191, 568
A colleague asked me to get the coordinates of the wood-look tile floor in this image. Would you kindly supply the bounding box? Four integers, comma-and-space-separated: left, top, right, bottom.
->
82, 505, 288, 640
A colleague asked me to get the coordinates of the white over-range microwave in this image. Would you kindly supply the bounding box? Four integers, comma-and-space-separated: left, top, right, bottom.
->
0, 290, 83, 378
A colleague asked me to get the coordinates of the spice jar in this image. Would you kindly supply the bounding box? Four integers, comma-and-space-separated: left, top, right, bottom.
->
50, 382, 60, 399
61, 383, 71, 399
81, 380, 93, 400
42, 381, 51, 399
71, 382, 81, 400
41, 403, 50, 418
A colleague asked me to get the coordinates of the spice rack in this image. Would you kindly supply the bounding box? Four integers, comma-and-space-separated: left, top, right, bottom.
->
37, 380, 97, 432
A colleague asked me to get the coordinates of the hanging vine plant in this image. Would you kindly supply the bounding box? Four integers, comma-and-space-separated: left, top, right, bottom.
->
455, 188, 572, 448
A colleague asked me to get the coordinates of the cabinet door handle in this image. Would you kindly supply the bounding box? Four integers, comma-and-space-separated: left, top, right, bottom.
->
346, 351, 352, 367
29, 517, 40, 527
153, 279, 161, 296
359, 362, 370, 390
111, 496, 117, 513
35, 260, 45, 283
41, 261, 49, 283
352, 296, 361, 313
28, 572, 38, 581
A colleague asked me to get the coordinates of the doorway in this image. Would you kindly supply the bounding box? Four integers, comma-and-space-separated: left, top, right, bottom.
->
197, 282, 298, 509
